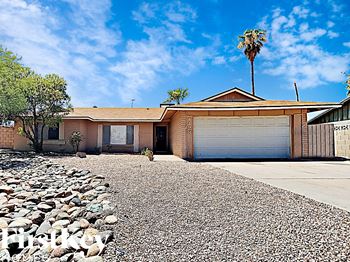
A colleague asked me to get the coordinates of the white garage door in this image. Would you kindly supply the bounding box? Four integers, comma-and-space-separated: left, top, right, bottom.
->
193, 116, 290, 159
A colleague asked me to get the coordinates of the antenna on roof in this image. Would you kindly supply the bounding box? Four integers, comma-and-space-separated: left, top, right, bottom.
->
131, 99, 135, 108
294, 81, 300, 102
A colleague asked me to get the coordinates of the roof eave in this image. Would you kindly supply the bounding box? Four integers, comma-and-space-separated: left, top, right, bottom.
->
63, 116, 163, 122
167, 104, 341, 111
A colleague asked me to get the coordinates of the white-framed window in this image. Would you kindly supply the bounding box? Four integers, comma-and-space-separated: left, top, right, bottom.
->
103, 125, 134, 145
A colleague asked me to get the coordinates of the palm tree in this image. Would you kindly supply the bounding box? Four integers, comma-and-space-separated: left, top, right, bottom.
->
164, 88, 189, 104
237, 29, 267, 95
346, 74, 350, 96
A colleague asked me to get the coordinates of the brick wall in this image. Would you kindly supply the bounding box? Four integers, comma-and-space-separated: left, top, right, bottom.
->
301, 110, 309, 157
0, 127, 14, 149
334, 121, 350, 159
169, 111, 187, 158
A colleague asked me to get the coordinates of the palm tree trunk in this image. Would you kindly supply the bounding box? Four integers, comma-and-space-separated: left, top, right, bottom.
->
250, 59, 255, 95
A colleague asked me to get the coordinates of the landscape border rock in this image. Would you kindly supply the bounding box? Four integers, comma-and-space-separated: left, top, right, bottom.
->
0, 151, 116, 261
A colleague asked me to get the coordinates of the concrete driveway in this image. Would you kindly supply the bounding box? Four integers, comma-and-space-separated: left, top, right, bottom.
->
208, 161, 350, 212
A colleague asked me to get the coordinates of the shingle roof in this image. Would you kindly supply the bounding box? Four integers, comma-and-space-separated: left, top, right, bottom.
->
168, 100, 340, 110
201, 87, 264, 101
65, 107, 166, 122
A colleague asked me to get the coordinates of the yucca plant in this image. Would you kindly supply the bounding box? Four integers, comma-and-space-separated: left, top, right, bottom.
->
237, 29, 267, 95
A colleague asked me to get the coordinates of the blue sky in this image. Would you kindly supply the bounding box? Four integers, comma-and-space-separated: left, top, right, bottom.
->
0, 0, 349, 108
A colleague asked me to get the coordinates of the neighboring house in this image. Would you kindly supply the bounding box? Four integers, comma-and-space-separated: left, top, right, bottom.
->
309, 96, 350, 158
9, 88, 340, 160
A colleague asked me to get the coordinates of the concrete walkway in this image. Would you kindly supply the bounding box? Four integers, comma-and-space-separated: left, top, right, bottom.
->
208, 161, 350, 212
153, 154, 185, 162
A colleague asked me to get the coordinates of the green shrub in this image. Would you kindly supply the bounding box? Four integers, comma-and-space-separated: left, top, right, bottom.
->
69, 131, 83, 153
141, 147, 154, 161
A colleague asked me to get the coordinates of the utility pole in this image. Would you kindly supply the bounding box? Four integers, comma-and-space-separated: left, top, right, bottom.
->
294, 81, 300, 102
131, 99, 135, 108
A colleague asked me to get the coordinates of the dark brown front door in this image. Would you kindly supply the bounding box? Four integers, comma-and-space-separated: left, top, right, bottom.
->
155, 126, 167, 152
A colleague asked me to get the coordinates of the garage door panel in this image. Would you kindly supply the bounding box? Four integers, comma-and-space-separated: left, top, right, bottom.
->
193, 116, 290, 159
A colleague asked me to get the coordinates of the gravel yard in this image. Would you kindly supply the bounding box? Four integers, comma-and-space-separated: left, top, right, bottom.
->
52, 154, 350, 261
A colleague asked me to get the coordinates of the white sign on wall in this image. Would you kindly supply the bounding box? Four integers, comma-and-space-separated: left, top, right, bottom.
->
110, 126, 126, 144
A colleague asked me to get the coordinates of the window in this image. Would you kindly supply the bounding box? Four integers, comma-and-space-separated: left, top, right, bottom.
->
48, 126, 59, 140
103, 125, 134, 145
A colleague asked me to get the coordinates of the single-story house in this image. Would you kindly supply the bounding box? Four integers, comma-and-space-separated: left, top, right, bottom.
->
309, 96, 350, 158
12, 88, 340, 160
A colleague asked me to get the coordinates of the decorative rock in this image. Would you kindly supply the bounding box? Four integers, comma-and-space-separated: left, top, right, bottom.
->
0, 218, 8, 229
95, 186, 107, 192
0, 196, 8, 205
56, 212, 70, 221
51, 246, 71, 257
67, 221, 81, 234
87, 243, 104, 257
52, 220, 70, 229
37, 203, 53, 212
13, 208, 30, 218
8, 217, 32, 230
2, 203, 15, 212
83, 228, 99, 239
0, 249, 11, 261
104, 215, 117, 225
7, 178, 21, 185
79, 218, 90, 229
36, 221, 52, 235
94, 219, 104, 227
67, 207, 79, 215
70, 197, 81, 206
29, 211, 45, 225
86, 204, 102, 213
0, 185, 14, 194
59, 253, 74, 261
76, 152, 87, 158
79, 256, 104, 262
100, 230, 114, 243
0, 152, 114, 262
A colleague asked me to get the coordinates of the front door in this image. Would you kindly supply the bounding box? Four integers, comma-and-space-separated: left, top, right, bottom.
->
155, 126, 167, 152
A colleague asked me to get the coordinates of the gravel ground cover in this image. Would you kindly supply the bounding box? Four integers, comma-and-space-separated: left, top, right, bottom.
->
0, 152, 117, 261
51, 154, 350, 261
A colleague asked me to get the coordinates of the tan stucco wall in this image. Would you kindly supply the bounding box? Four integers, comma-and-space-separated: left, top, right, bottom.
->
13, 120, 153, 153
168, 109, 309, 160
139, 122, 154, 150
334, 121, 350, 159
0, 127, 14, 149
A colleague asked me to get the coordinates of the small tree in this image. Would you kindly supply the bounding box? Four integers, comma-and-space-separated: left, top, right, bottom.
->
346, 73, 350, 96
0, 47, 71, 152
164, 88, 189, 104
69, 131, 83, 153
237, 29, 267, 95
0, 47, 27, 120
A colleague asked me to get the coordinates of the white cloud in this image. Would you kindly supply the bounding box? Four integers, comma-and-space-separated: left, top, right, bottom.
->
110, 2, 215, 102
327, 21, 335, 28
0, 0, 121, 106
212, 56, 226, 65
292, 6, 310, 18
165, 1, 197, 23
300, 28, 327, 41
260, 4, 350, 89
327, 31, 339, 39
0, 0, 218, 105
344, 42, 350, 48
